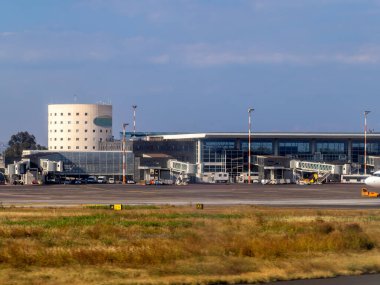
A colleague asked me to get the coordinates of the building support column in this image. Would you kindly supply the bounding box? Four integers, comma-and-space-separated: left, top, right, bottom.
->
274, 140, 279, 156
196, 139, 203, 181
347, 140, 352, 163
311, 140, 316, 157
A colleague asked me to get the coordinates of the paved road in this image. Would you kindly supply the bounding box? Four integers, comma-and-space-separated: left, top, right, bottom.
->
0, 183, 378, 208
263, 274, 380, 285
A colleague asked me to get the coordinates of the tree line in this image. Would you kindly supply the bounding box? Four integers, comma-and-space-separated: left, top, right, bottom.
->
3, 132, 47, 164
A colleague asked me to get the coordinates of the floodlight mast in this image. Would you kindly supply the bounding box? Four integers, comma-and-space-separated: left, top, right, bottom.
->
248, 108, 254, 184
132, 105, 137, 137
364, 111, 371, 175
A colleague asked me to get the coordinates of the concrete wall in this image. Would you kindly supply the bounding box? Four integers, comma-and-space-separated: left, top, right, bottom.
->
48, 104, 112, 151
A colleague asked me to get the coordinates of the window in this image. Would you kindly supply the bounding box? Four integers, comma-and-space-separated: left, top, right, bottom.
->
68, 121, 71, 124
316, 142, 346, 154
68, 129, 71, 133
54, 121, 57, 124
60, 138, 63, 141
100, 129, 103, 133
50, 113, 52, 116
85, 113, 88, 116
61, 113, 63, 116
54, 130, 57, 133
68, 146, 71, 150
85, 138, 88, 141
68, 138, 71, 141
50, 121, 52, 124
85, 121, 88, 124
93, 130, 95, 133
54, 113, 57, 116
85, 129, 88, 133
85, 146, 88, 150
76, 138, 79, 141
279, 141, 310, 156
54, 138, 57, 141
54, 146, 57, 149
76, 129, 79, 133
60, 130, 63, 132
93, 146, 95, 150
60, 121, 63, 124
60, 146, 63, 149
76, 146, 79, 149
68, 113, 71, 116
76, 121, 79, 124
76, 113, 79, 116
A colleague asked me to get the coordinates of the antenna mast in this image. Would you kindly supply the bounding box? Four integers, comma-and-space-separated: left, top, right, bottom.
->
132, 105, 138, 137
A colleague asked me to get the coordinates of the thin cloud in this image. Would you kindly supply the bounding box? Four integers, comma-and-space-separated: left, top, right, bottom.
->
149, 54, 170, 64
165, 44, 380, 67
0, 32, 15, 37
2, 30, 380, 67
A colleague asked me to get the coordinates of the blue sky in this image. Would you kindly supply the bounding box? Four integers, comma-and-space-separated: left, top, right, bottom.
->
1, 0, 380, 145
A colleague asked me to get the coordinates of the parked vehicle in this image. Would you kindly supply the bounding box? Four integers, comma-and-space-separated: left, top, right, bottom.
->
86, 176, 97, 184
13, 179, 24, 185
97, 176, 107, 184
108, 177, 115, 184
0, 172, 5, 185
63, 178, 75, 185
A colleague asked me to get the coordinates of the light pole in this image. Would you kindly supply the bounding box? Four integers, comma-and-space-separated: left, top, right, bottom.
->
122, 123, 129, 184
364, 111, 371, 175
248, 108, 254, 184
132, 105, 137, 137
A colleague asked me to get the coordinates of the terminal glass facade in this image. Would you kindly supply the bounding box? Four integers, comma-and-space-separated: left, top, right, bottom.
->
278, 141, 310, 157
26, 151, 135, 177
202, 139, 273, 178
203, 140, 239, 176
241, 141, 273, 155
352, 142, 380, 163
316, 141, 347, 162
199, 136, 380, 178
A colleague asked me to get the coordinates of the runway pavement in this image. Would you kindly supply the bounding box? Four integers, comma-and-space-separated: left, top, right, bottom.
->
263, 274, 380, 285
0, 183, 378, 208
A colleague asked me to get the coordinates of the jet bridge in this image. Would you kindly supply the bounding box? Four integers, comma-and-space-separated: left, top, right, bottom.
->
291, 160, 350, 184
167, 160, 197, 185
168, 160, 197, 175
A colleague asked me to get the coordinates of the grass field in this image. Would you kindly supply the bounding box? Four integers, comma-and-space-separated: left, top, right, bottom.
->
0, 205, 380, 285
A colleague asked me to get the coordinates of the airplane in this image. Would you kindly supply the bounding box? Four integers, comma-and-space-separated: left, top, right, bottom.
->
365, 171, 380, 188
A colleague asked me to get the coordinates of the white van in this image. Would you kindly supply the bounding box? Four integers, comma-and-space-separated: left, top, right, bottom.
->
97, 176, 107, 184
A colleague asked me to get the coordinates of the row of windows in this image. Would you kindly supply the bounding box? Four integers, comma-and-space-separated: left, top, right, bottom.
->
241, 142, 273, 154
49, 129, 109, 133
50, 137, 101, 142
201, 140, 380, 164
50, 121, 89, 124
279, 142, 310, 156
49, 146, 96, 150
49, 112, 88, 116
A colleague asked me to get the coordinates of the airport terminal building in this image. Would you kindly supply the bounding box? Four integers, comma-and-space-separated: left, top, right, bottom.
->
128, 132, 380, 181
7, 103, 380, 184
13, 131, 380, 184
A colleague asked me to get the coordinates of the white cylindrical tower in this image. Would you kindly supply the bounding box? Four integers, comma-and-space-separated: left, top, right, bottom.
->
48, 104, 112, 151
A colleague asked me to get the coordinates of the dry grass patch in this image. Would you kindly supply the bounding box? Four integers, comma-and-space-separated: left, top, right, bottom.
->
0, 206, 379, 284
